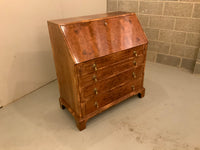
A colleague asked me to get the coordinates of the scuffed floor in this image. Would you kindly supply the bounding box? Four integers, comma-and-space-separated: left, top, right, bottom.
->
1, 62, 200, 150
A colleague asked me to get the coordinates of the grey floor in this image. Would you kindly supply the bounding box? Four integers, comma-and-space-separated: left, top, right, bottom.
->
1, 62, 200, 150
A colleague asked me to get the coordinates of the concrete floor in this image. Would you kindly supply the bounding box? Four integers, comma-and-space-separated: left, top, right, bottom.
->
1, 62, 200, 150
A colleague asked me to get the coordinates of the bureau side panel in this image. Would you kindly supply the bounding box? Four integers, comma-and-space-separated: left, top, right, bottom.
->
48, 23, 81, 118
141, 43, 148, 87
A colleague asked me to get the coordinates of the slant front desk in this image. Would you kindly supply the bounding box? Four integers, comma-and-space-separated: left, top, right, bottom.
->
48, 12, 148, 130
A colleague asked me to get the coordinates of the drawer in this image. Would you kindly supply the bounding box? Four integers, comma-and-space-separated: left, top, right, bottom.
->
78, 45, 145, 76
80, 66, 144, 98
85, 78, 143, 115
79, 55, 145, 87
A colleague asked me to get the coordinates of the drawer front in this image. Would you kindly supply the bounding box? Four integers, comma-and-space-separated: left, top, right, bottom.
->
78, 45, 145, 76
81, 66, 144, 98
85, 78, 143, 115
79, 55, 145, 88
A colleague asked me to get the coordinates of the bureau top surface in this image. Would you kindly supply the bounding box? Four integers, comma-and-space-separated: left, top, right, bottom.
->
48, 12, 148, 64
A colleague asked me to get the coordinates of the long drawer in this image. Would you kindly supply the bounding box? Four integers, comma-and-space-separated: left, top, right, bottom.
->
80, 66, 144, 98
85, 78, 143, 115
78, 45, 145, 76
79, 55, 145, 88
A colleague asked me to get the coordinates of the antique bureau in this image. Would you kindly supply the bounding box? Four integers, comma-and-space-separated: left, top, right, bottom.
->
48, 12, 148, 130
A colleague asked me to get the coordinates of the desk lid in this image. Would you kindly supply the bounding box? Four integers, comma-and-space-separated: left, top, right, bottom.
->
48, 12, 148, 64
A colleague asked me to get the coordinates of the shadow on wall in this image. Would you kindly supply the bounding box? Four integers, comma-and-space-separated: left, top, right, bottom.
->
3, 34, 56, 106
194, 49, 200, 74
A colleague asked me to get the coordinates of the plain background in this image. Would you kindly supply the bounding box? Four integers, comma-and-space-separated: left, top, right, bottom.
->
0, 0, 106, 106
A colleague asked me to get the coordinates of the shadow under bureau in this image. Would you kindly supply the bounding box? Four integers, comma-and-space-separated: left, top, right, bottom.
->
48, 12, 148, 131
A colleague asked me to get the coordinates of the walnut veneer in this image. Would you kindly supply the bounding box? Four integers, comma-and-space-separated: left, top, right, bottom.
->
47, 12, 148, 131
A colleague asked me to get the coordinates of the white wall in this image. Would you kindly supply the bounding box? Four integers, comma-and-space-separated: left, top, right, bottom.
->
0, 0, 106, 106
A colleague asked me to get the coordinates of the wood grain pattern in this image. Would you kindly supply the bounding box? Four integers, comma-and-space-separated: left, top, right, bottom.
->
80, 66, 144, 99
49, 12, 147, 64
79, 55, 145, 87
85, 78, 143, 115
78, 45, 145, 76
48, 12, 148, 131
48, 23, 80, 114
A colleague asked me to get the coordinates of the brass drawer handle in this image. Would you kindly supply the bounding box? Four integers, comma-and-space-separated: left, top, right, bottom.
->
104, 21, 108, 26
133, 51, 138, 57
94, 88, 98, 95
133, 61, 137, 66
93, 75, 97, 82
94, 101, 99, 108
132, 72, 137, 78
93, 63, 98, 71
132, 85, 135, 91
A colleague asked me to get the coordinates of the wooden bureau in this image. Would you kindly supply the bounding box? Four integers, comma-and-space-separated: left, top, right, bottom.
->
47, 12, 148, 130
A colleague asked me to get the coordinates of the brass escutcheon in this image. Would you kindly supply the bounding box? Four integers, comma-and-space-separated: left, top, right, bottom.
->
104, 21, 108, 26
94, 88, 98, 95
132, 72, 137, 78
133, 51, 138, 57
94, 101, 99, 108
93, 75, 97, 82
133, 61, 137, 66
93, 63, 97, 71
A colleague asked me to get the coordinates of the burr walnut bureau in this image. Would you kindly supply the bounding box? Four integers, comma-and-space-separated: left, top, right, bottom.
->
47, 12, 148, 131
